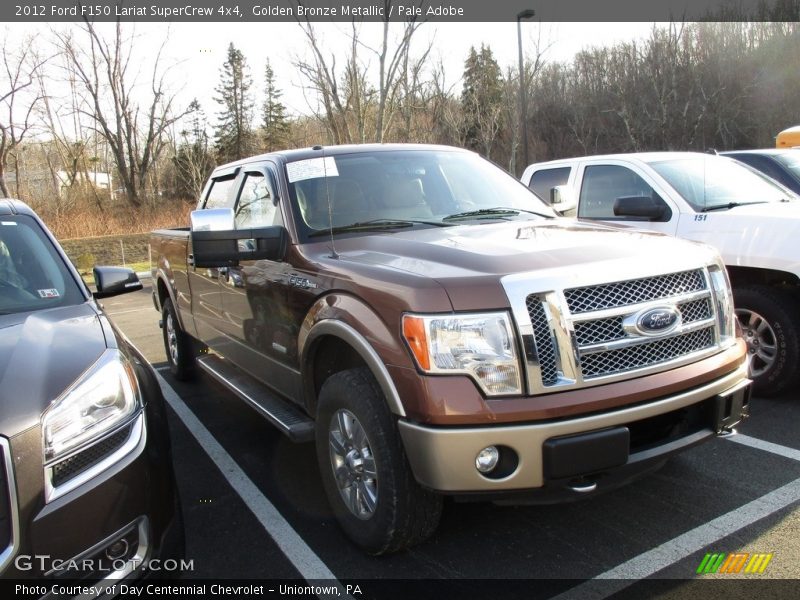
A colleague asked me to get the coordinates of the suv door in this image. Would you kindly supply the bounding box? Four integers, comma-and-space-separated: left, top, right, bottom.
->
575, 162, 679, 235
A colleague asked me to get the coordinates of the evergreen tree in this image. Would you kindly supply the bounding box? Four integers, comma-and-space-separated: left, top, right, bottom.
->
214, 43, 256, 163
173, 99, 215, 199
461, 45, 505, 158
261, 59, 289, 152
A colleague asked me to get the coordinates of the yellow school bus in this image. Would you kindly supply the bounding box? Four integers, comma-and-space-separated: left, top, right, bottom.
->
776, 125, 800, 148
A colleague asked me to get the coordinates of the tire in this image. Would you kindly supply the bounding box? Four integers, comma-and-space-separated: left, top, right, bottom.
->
162, 298, 197, 381
734, 285, 800, 396
315, 367, 442, 555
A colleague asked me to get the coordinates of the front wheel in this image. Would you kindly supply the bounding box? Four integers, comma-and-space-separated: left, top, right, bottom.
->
315, 367, 442, 554
734, 285, 800, 396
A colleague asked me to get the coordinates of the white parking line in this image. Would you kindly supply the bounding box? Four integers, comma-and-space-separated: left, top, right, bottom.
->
155, 371, 348, 599
725, 434, 800, 463
550, 477, 800, 600
105, 307, 152, 316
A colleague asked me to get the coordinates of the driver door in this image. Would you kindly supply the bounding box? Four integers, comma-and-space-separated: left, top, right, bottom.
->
576, 163, 679, 236
217, 165, 297, 397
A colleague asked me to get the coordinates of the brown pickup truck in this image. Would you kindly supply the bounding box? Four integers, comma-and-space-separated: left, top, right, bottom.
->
151, 144, 750, 554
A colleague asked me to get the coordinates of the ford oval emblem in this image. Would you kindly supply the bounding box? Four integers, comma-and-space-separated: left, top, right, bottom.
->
635, 306, 681, 336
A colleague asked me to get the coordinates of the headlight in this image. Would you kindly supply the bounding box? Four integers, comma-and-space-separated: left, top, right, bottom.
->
43, 350, 141, 462
402, 312, 522, 396
708, 261, 736, 346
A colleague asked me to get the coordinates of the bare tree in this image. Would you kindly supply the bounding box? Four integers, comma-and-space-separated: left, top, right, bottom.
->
361, 1, 424, 142
294, 19, 353, 144
0, 35, 46, 198
293, 2, 424, 144
35, 46, 108, 211
55, 21, 192, 208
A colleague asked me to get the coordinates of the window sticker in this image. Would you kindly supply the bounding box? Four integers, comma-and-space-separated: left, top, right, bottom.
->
286, 157, 339, 183
38, 289, 60, 299
1, 221, 17, 226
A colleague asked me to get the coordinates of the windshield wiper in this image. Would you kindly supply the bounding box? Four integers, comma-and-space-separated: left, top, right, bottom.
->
701, 201, 768, 212
308, 218, 448, 237
442, 206, 553, 221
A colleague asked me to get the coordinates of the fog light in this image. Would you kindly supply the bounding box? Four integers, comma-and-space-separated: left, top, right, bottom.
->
475, 446, 500, 473
105, 539, 129, 561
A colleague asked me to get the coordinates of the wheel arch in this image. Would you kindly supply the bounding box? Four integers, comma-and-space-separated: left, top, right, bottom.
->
302, 320, 406, 419
155, 270, 189, 332
727, 266, 800, 288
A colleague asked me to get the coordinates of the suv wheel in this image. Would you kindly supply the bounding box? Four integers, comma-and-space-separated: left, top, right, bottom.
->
316, 367, 442, 554
734, 285, 800, 396
162, 298, 197, 381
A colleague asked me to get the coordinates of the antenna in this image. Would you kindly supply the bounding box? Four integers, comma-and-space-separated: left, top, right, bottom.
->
320, 146, 339, 259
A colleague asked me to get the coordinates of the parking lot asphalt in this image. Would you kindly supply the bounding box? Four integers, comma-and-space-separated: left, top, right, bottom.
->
99, 284, 800, 597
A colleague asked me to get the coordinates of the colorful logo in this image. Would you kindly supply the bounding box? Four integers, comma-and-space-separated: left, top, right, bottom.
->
696, 552, 773, 574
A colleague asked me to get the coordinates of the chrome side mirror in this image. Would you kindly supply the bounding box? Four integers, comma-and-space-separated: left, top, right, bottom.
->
190, 207, 235, 232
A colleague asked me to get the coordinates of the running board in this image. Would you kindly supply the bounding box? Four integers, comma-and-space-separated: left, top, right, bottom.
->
196, 354, 315, 443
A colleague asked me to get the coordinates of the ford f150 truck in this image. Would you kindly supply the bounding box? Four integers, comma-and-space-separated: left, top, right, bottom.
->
151, 144, 750, 554
521, 152, 800, 395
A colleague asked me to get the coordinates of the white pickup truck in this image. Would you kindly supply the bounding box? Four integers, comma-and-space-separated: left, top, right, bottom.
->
521, 152, 800, 395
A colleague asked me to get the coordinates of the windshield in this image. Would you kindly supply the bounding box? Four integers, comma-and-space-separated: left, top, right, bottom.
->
286, 149, 554, 239
772, 152, 800, 179
650, 155, 791, 211
0, 215, 84, 315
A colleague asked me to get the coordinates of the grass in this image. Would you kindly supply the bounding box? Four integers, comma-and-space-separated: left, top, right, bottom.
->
61, 232, 151, 269
78, 261, 151, 286
25, 199, 192, 282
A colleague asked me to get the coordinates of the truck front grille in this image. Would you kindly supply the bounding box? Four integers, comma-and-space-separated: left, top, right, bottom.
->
515, 268, 721, 392
525, 295, 559, 385
580, 327, 715, 378
564, 269, 706, 314
574, 297, 713, 348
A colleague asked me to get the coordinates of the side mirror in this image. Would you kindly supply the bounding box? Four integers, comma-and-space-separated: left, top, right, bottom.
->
549, 185, 577, 213
93, 266, 143, 299
613, 196, 669, 221
191, 225, 289, 268
190, 207, 235, 232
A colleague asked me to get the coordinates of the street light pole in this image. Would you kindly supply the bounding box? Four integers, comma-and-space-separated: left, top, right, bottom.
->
517, 8, 535, 172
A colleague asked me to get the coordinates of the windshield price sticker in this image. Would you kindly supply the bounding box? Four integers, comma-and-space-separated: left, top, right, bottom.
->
286, 157, 339, 183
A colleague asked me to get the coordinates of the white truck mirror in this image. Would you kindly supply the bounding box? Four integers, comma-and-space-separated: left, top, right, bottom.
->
550, 185, 577, 213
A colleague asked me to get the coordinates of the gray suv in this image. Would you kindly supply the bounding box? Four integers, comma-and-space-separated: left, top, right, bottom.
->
0, 199, 182, 582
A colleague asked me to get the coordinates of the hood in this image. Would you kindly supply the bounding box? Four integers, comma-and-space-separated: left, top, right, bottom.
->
678, 201, 800, 276
0, 303, 107, 435
328, 219, 718, 311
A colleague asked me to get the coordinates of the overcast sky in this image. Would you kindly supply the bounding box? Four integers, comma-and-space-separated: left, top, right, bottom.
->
7, 21, 659, 128
156, 21, 658, 116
